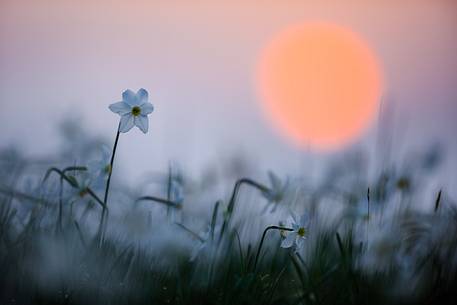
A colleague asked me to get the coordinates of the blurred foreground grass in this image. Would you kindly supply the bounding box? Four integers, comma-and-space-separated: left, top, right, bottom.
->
0, 119, 456, 305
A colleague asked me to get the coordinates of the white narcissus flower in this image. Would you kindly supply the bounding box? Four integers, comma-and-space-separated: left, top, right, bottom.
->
281, 213, 309, 251
263, 171, 289, 203
109, 88, 154, 133
261, 171, 289, 213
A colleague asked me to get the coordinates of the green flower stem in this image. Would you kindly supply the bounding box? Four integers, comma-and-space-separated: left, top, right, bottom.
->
366, 187, 370, 243
166, 164, 172, 218
219, 178, 270, 242
210, 200, 221, 241
253, 225, 293, 271
103, 126, 120, 206
100, 125, 120, 232
175, 223, 205, 242
43, 167, 104, 208
135, 196, 182, 209
434, 189, 442, 213
288, 252, 308, 295
58, 166, 88, 231
227, 178, 270, 215
58, 177, 63, 232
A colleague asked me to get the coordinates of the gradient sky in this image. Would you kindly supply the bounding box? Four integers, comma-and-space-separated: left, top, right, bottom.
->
1, 0, 456, 188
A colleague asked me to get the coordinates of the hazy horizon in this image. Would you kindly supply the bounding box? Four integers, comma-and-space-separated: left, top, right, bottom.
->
1, 0, 456, 191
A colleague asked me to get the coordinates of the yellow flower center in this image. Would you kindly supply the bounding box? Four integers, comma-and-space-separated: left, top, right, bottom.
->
79, 188, 88, 198
104, 164, 112, 174
396, 177, 410, 190
131, 106, 141, 116
297, 227, 306, 237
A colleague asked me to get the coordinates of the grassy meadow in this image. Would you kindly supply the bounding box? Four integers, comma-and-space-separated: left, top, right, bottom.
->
0, 115, 456, 305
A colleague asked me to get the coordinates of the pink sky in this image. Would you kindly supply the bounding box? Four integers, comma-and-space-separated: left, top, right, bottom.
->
1, 0, 456, 187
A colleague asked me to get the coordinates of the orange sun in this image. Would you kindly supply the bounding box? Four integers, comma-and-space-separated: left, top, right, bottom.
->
256, 22, 383, 150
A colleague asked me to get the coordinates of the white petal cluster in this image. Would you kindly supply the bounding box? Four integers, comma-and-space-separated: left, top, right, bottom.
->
109, 88, 154, 133
281, 213, 309, 251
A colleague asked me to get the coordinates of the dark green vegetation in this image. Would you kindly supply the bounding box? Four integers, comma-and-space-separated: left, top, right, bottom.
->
1, 121, 456, 305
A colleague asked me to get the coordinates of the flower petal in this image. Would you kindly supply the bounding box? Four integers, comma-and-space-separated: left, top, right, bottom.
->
119, 114, 135, 133
134, 115, 149, 133
280, 232, 297, 248
140, 102, 154, 115
78, 172, 92, 188
286, 215, 295, 226
295, 237, 305, 250
300, 214, 309, 227
137, 88, 148, 104
101, 145, 111, 161
109, 101, 131, 115
87, 160, 101, 176
123, 89, 139, 106
291, 213, 301, 225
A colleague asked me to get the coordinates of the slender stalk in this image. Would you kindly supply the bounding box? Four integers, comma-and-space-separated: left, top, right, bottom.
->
57, 166, 87, 232
60, 166, 88, 231
57, 177, 63, 232
366, 187, 370, 243
74, 220, 87, 249
43, 167, 104, 207
166, 163, 172, 219
62, 166, 88, 174
288, 252, 307, 294
227, 178, 270, 215
175, 223, 204, 242
104, 126, 121, 206
86, 188, 105, 208
253, 225, 293, 271
234, 230, 245, 271
219, 178, 270, 242
135, 196, 182, 209
210, 200, 221, 241
434, 189, 442, 213
99, 125, 120, 235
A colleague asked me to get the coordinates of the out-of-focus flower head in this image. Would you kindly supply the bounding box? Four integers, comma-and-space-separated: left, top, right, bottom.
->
263, 171, 289, 204
67, 172, 92, 203
88, 145, 112, 183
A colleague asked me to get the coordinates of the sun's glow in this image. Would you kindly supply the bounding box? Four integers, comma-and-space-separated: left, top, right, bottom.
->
256, 22, 383, 150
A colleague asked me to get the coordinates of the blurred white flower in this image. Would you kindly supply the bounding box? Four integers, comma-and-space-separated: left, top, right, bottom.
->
88, 145, 111, 182
109, 88, 154, 133
263, 171, 289, 204
281, 213, 309, 251
68, 173, 92, 202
